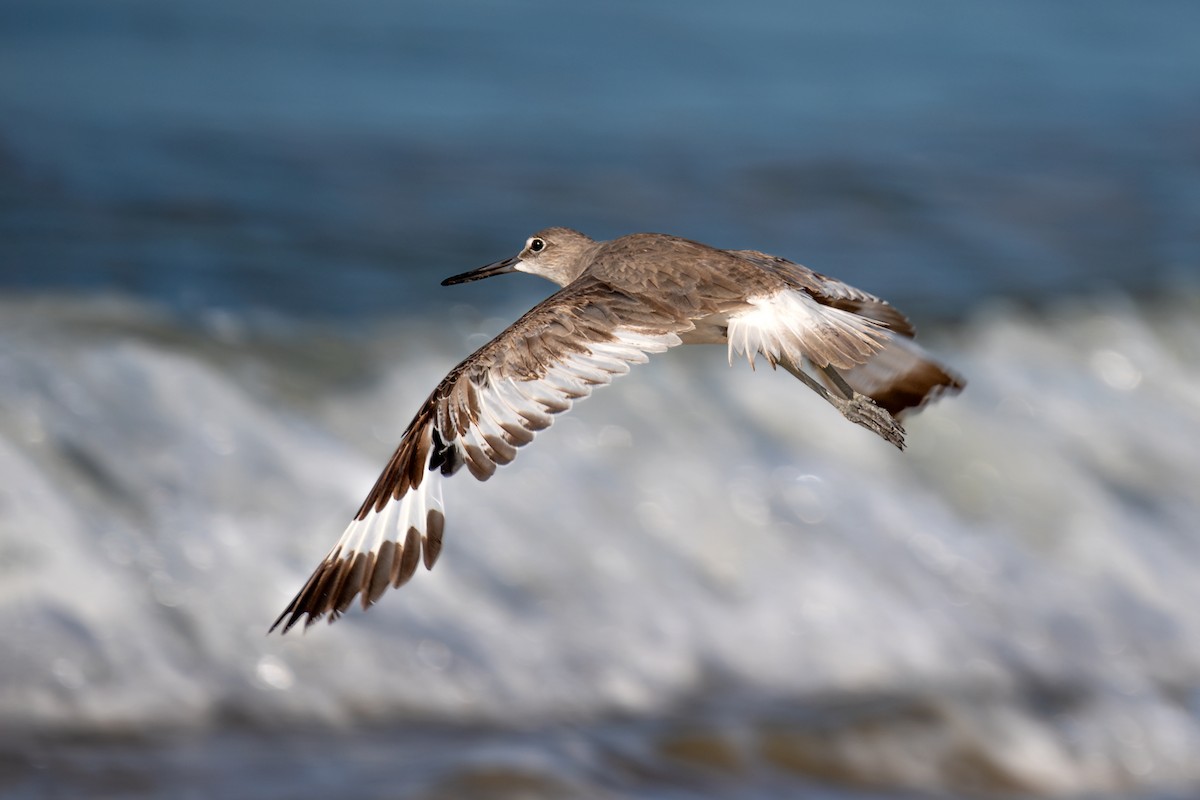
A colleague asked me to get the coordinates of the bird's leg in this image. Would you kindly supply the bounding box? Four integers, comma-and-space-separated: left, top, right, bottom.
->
819, 364, 906, 450
780, 360, 906, 450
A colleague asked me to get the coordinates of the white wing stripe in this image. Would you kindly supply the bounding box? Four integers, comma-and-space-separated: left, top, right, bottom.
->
336, 475, 419, 559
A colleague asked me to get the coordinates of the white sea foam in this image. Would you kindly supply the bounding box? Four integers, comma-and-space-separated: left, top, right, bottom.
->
1, 294, 1199, 793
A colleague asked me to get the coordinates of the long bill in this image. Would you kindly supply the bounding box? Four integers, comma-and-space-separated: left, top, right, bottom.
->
441, 256, 520, 286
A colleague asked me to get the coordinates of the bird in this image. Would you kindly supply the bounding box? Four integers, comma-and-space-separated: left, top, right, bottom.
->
271, 228, 964, 632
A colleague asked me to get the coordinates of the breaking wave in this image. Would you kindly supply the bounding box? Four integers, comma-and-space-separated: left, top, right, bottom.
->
2, 291, 1199, 794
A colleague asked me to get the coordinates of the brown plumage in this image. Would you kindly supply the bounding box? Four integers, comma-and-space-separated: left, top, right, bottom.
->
270, 228, 964, 633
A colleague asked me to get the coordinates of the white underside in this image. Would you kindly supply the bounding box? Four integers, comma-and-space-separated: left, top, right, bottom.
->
725, 289, 890, 369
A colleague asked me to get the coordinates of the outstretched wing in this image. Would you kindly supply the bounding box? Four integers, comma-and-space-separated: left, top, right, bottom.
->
272, 278, 690, 632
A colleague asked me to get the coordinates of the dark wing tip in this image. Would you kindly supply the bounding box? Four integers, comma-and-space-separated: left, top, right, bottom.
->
269, 519, 441, 635
268, 545, 361, 635
269, 556, 340, 634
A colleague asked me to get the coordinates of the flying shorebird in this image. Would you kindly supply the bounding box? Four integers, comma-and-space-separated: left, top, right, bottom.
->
271, 228, 964, 632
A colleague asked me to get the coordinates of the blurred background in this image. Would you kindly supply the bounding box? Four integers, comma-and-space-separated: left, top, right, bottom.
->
2, 1, 1200, 798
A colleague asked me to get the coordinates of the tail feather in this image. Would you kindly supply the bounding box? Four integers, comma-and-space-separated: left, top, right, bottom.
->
829, 336, 964, 418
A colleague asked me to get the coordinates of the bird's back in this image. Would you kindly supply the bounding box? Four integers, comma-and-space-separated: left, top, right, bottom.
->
581, 233, 780, 320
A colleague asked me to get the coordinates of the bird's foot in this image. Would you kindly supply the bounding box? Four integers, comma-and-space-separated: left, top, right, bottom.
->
836, 394, 906, 450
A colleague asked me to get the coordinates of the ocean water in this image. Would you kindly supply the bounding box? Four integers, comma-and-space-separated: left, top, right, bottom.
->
2, 2, 1200, 799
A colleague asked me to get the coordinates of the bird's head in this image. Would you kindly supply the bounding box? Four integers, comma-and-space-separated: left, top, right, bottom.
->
442, 227, 594, 289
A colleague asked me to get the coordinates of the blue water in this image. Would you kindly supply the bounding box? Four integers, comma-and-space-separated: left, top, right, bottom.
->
2, 2, 1200, 798
3, 1, 1199, 319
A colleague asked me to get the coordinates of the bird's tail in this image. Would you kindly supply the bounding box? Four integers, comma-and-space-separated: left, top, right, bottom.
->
823, 335, 964, 419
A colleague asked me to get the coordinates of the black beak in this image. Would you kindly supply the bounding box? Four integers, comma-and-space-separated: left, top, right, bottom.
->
441, 256, 520, 286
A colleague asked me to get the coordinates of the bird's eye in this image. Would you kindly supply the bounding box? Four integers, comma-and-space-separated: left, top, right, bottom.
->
529, 238, 545, 253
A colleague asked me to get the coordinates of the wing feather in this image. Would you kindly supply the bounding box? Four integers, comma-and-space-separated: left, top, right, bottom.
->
729, 249, 917, 337
272, 279, 688, 632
